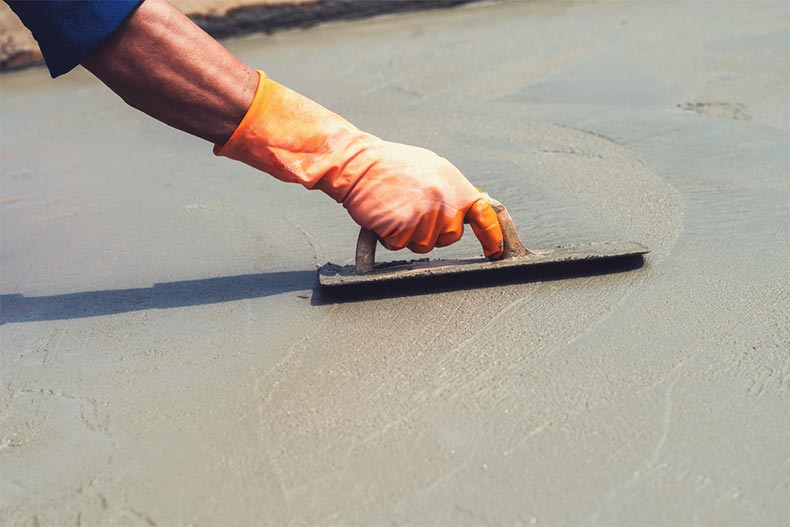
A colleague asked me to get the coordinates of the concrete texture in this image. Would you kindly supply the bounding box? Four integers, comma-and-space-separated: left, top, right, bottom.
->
0, 0, 491, 71
1, 0, 789, 524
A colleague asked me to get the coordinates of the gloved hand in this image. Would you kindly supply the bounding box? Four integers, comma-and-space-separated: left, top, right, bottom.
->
214, 71, 504, 258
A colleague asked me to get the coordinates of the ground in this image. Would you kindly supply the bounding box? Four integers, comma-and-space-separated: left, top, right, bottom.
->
1, 0, 312, 69
1, 0, 789, 525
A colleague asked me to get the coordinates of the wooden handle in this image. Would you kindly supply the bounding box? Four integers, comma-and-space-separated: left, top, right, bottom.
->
354, 196, 529, 274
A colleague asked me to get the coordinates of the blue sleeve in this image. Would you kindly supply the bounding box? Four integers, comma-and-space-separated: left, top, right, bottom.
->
5, 0, 145, 78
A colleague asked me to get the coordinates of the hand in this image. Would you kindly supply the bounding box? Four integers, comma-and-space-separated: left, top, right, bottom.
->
215, 71, 504, 258
341, 139, 502, 256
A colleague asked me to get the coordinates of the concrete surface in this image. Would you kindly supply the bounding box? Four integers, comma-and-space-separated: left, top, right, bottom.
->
1, 0, 789, 525
0, 0, 490, 71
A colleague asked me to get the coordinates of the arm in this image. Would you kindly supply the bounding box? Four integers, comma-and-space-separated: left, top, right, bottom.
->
80, 0, 503, 257
81, 0, 256, 145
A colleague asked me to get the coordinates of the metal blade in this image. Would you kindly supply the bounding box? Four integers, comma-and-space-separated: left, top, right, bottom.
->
318, 241, 649, 287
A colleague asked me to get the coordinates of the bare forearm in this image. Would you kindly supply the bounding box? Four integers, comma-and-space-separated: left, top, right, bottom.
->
81, 0, 257, 145
79, 0, 503, 257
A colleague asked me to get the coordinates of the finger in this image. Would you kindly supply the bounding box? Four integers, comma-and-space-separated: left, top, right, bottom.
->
381, 236, 407, 251
380, 218, 417, 250
407, 241, 433, 254
407, 209, 441, 254
466, 198, 504, 259
435, 229, 463, 248
435, 216, 465, 248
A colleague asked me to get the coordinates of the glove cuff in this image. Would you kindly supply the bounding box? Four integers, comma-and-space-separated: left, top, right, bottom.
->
214, 70, 372, 203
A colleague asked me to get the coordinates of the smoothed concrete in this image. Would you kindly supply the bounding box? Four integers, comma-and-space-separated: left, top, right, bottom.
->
0, 0, 493, 71
1, 0, 789, 525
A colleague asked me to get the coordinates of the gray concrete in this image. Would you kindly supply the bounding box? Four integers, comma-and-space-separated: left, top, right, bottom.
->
1, 0, 788, 525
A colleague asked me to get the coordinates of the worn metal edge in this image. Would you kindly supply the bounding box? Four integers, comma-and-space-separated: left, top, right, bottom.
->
318, 241, 649, 286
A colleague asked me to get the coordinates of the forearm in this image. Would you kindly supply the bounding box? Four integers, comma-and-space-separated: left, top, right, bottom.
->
80, 0, 503, 256
81, 0, 257, 145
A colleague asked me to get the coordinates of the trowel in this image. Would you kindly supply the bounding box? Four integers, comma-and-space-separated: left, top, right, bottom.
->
318, 195, 649, 287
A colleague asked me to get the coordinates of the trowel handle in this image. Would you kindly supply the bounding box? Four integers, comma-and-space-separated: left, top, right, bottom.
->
355, 196, 530, 274
355, 228, 379, 274
484, 194, 531, 260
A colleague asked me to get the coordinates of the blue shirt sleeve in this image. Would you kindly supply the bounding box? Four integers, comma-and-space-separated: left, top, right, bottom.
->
5, 0, 145, 78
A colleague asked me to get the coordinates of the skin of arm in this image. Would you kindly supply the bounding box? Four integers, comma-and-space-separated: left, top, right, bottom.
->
79, 0, 505, 257
81, 0, 257, 145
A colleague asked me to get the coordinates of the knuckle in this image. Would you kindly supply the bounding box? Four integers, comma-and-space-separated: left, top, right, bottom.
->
436, 229, 463, 247
408, 242, 432, 254
383, 237, 407, 251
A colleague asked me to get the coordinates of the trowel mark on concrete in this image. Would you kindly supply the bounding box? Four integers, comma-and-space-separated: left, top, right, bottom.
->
193, 0, 494, 39
2, 0, 788, 524
245, 117, 684, 522
677, 101, 752, 121
0, 387, 116, 525
590, 367, 685, 524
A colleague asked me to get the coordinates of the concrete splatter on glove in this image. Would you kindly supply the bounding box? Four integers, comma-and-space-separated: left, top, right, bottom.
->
214, 71, 503, 258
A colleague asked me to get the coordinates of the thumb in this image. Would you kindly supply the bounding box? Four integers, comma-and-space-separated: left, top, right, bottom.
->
466, 198, 504, 259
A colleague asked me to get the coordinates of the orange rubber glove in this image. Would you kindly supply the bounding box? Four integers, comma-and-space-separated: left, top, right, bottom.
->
214, 71, 503, 258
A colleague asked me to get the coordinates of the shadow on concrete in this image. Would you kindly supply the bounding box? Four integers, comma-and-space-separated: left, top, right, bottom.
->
1, 256, 646, 323
0, 270, 317, 324
313, 254, 646, 305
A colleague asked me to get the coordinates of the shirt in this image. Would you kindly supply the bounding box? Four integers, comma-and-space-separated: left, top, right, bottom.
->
5, 0, 144, 77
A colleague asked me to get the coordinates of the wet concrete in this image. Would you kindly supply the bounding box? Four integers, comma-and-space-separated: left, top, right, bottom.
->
1, 0, 788, 524
0, 0, 491, 71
